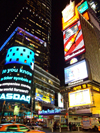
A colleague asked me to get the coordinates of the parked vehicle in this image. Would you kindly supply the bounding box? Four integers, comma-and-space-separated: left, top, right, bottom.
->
81, 117, 99, 131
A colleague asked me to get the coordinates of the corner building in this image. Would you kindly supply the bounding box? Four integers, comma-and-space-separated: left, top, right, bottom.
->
0, 0, 61, 124
60, 0, 100, 129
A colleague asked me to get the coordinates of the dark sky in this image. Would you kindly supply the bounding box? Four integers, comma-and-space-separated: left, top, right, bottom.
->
50, 0, 81, 81
0, 0, 81, 81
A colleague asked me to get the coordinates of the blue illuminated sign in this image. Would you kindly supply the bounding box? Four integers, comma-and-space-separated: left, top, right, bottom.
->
78, 1, 88, 14
5, 46, 35, 70
0, 27, 45, 52
0, 46, 34, 104
0, 27, 18, 51
38, 108, 61, 115
0, 93, 30, 103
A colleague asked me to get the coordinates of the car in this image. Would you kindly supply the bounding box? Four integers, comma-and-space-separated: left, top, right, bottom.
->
26, 123, 43, 130
0, 123, 45, 133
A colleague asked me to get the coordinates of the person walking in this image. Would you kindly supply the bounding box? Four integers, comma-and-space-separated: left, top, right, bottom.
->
69, 122, 72, 131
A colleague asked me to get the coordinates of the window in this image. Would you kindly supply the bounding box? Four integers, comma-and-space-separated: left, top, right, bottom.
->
16, 48, 19, 51
6, 125, 18, 131
16, 58, 19, 61
9, 59, 12, 61
19, 125, 30, 132
24, 60, 27, 63
27, 55, 30, 58
20, 53, 23, 56
23, 49, 25, 52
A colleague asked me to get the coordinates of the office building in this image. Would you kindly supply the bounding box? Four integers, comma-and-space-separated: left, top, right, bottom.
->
0, 0, 51, 71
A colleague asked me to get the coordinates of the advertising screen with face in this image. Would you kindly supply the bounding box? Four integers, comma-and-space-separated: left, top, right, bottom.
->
63, 20, 85, 61
64, 60, 88, 85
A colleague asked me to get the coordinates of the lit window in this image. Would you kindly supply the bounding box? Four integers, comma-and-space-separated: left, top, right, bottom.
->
20, 53, 23, 56
16, 58, 19, 61
24, 60, 27, 63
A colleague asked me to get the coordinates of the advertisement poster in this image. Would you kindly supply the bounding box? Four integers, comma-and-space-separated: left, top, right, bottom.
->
35, 88, 55, 104
64, 60, 88, 85
69, 88, 92, 107
63, 20, 85, 61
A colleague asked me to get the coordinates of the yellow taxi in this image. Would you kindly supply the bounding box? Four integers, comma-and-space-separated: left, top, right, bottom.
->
0, 123, 45, 133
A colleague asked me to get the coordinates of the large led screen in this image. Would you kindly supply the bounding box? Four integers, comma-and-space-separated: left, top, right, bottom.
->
64, 60, 88, 85
63, 20, 85, 61
0, 46, 35, 104
35, 88, 55, 105
69, 88, 92, 107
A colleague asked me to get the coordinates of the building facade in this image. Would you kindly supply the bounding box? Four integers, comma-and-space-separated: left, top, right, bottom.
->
0, 0, 52, 71
60, 0, 100, 128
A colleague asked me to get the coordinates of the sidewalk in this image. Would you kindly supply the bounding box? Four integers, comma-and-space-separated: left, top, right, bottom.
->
43, 127, 99, 133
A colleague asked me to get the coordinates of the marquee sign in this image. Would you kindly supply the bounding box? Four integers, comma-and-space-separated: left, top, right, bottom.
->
38, 108, 61, 115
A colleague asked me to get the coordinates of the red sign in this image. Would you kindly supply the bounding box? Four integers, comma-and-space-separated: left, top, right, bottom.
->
63, 20, 85, 61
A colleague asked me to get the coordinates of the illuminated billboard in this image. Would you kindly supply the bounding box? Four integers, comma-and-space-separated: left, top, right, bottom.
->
63, 20, 85, 61
35, 88, 55, 104
62, 2, 79, 30
58, 93, 64, 108
78, 1, 89, 14
64, 60, 88, 85
0, 46, 35, 104
62, 1, 75, 23
69, 88, 92, 107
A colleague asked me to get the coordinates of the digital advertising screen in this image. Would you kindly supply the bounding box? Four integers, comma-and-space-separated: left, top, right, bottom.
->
64, 60, 88, 85
62, 1, 75, 24
0, 46, 35, 104
35, 88, 55, 105
62, 2, 79, 30
63, 20, 85, 61
77, 1, 89, 14
68, 88, 92, 107
58, 93, 64, 108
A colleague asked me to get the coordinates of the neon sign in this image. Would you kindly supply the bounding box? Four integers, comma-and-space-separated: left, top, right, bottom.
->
2, 68, 32, 76
38, 108, 61, 115
0, 93, 30, 103
78, 1, 88, 14
0, 46, 34, 104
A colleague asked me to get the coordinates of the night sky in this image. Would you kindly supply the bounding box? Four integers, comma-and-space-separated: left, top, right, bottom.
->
0, 0, 81, 81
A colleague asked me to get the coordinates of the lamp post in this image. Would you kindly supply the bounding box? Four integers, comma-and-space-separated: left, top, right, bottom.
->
66, 101, 69, 131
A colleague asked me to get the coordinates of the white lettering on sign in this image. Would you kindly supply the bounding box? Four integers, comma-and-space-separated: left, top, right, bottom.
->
0, 93, 30, 103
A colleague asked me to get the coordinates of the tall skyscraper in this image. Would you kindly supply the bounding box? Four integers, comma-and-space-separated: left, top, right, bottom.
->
0, 0, 51, 72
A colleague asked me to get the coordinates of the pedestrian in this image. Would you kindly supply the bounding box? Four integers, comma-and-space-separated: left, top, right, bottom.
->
69, 122, 72, 131
53, 121, 57, 131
